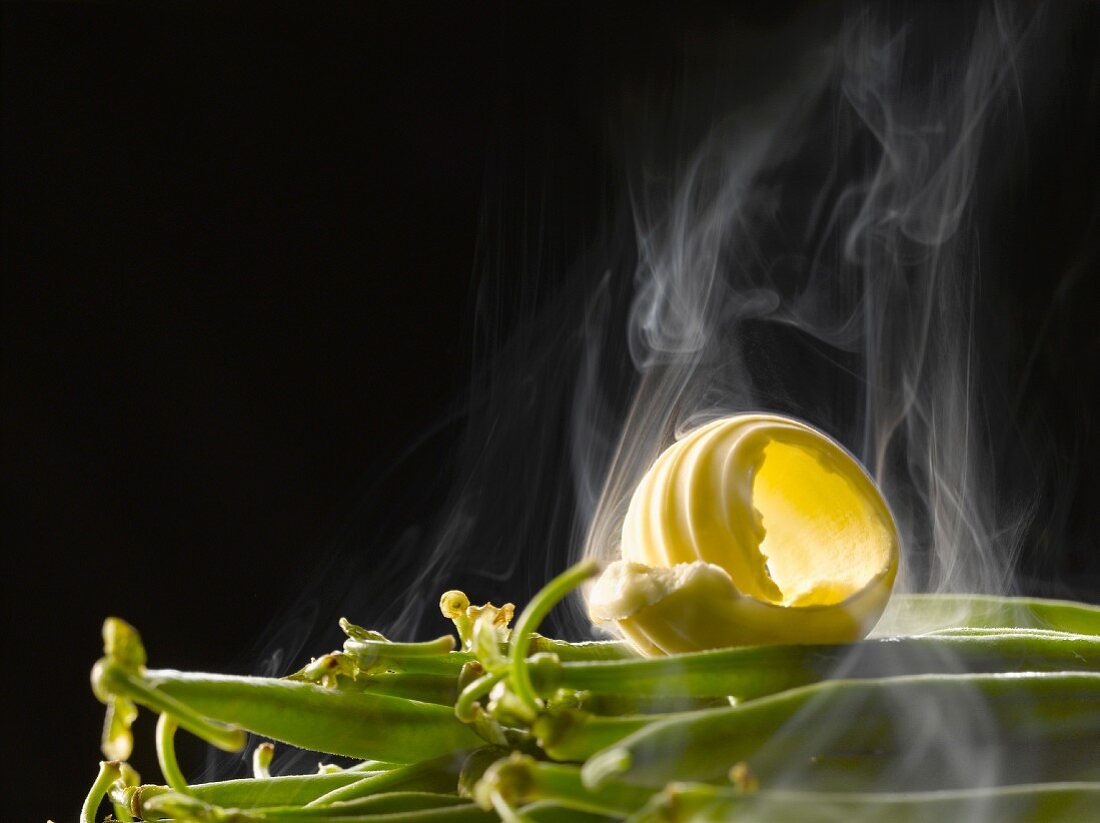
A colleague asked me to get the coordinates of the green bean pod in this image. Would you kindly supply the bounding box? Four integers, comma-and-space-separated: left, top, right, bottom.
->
534, 710, 653, 762
126, 771, 373, 811
134, 667, 483, 762
250, 791, 471, 818
520, 801, 622, 822
346, 640, 633, 677
305, 756, 462, 806
876, 594, 1100, 636
477, 755, 652, 817
540, 633, 1100, 703
580, 672, 1100, 788
631, 782, 1100, 822
143, 792, 494, 822
335, 672, 459, 706
528, 636, 634, 661
271, 806, 495, 822
129, 786, 466, 819
574, 693, 730, 716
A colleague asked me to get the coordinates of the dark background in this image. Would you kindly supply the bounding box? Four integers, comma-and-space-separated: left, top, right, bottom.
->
3, 2, 1098, 820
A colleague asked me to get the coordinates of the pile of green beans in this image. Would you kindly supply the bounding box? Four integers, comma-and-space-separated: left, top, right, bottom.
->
83, 562, 1100, 822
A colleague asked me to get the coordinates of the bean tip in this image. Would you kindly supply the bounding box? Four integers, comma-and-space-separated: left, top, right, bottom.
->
581, 747, 631, 789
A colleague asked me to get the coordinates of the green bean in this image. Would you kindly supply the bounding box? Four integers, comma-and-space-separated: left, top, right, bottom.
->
336, 672, 459, 706
477, 754, 652, 817
788, 740, 1100, 793
305, 755, 460, 806
283, 807, 494, 822
343, 635, 457, 658
520, 801, 620, 822
876, 594, 1100, 636
142, 790, 494, 822
528, 636, 634, 662
534, 709, 653, 762
288, 809, 494, 822
252, 791, 470, 817
348, 761, 402, 772
918, 627, 1093, 639
573, 693, 730, 716
372, 652, 475, 676
340, 640, 629, 678
93, 658, 246, 754
345, 592, 1096, 679
580, 672, 1100, 787
631, 781, 1100, 822
538, 633, 1100, 703
123, 666, 483, 762
128, 771, 382, 811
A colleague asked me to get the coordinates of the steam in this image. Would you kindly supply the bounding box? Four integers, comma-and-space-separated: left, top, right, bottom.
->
191, 0, 1092, 789
573, 0, 1053, 806
582, 1, 1042, 604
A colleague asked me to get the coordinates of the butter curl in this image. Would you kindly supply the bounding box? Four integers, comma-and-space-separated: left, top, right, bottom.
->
587, 414, 899, 654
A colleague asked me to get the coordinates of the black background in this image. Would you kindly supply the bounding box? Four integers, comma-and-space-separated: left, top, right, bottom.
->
3, 2, 1098, 820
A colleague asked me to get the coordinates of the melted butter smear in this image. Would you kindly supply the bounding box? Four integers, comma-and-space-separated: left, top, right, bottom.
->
588, 415, 899, 655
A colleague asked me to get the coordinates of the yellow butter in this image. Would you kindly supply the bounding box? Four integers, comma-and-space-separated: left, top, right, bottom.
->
587, 414, 899, 654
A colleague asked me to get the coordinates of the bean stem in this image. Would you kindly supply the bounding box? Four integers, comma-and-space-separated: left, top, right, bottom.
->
81, 760, 121, 823
456, 671, 506, 723
254, 742, 275, 779
509, 560, 600, 716
155, 713, 188, 791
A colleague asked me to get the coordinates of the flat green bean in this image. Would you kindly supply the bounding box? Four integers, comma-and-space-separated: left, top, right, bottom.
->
631, 781, 1100, 822
255, 791, 470, 818
261, 806, 495, 822
520, 801, 620, 822
144, 792, 494, 822
306, 755, 461, 806
343, 640, 632, 678
876, 594, 1100, 636
528, 636, 634, 662
541, 633, 1100, 703
336, 672, 459, 706
137, 667, 483, 762
130, 771, 372, 810
580, 672, 1100, 787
